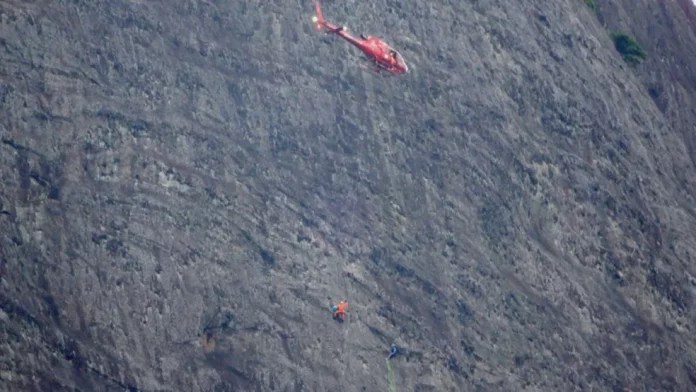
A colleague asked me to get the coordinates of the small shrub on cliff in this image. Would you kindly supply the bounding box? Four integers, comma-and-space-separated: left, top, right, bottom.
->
611, 32, 647, 65
584, 0, 597, 12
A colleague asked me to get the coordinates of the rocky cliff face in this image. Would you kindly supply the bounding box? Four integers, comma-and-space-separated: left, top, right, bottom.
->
1, 0, 695, 391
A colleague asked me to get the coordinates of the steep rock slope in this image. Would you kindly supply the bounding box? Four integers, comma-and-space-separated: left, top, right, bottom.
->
1, 0, 695, 391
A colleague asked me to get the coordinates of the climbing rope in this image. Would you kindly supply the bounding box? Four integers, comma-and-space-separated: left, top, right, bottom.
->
386, 358, 396, 392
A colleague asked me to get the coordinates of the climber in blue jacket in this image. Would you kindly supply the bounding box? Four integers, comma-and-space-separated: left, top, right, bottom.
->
388, 343, 399, 359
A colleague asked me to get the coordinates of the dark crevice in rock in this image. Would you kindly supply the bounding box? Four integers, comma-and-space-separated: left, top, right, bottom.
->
2, 138, 27, 152
1, 294, 144, 391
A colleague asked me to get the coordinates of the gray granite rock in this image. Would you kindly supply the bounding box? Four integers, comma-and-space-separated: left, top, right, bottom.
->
1, 0, 695, 391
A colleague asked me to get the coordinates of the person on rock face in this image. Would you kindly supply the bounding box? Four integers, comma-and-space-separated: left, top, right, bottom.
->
332, 300, 348, 321
388, 343, 399, 359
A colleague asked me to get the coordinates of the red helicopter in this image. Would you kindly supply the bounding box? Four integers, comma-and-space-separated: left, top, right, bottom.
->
311, 1, 409, 75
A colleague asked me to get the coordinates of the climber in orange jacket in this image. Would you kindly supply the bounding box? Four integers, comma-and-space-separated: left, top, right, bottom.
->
331, 300, 348, 321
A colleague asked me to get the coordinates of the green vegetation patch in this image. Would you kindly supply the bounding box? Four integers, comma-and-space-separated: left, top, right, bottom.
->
584, 0, 597, 12
611, 32, 647, 65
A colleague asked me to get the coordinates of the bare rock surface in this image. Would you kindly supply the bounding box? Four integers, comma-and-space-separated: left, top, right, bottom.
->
1, 0, 695, 391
